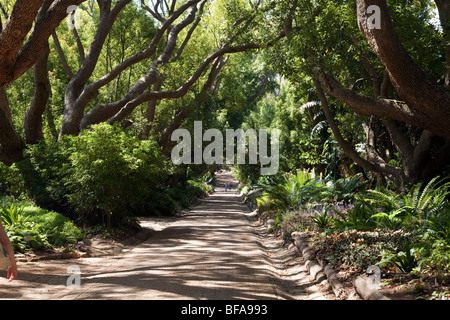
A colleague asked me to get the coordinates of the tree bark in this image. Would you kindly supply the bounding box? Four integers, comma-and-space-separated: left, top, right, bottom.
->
313, 77, 406, 185
0, 0, 87, 89
60, 0, 132, 137
158, 56, 225, 154
61, 0, 201, 136
52, 31, 74, 79
159, 110, 188, 155
25, 42, 51, 145
356, 0, 450, 139
141, 78, 163, 138
315, 70, 432, 131
0, 89, 25, 165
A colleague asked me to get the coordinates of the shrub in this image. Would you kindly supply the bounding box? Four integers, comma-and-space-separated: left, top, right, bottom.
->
22, 206, 83, 246
233, 163, 261, 186
1, 204, 51, 252
141, 181, 210, 217
187, 180, 213, 195
257, 170, 319, 212
66, 123, 167, 227
16, 136, 73, 212
11, 123, 169, 228
417, 240, 450, 277
4, 222, 51, 252
144, 189, 180, 216
1, 203, 83, 251
311, 206, 332, 229
0, 163, 26, 199
363, 177, 450, 224
278, 211, 305, 240
331, 200, 378, 231
321, 173, 365, 203
378, 243, 418, 273
316, 229, 414, 271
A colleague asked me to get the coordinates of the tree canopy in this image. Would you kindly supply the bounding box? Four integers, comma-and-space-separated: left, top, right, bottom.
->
0, 0, 449, 187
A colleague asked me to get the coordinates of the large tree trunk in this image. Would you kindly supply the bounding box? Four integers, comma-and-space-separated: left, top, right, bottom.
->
0, 0, 87, 89
313, 77, 407, 185
315, 70, 432, 130
356, 0, 450, 140
60, 0, 132, 137
25, 42, 51, 144
0, 89, 25, 165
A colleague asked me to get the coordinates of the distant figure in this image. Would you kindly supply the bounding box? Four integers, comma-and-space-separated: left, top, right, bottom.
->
224, 183, 228, 192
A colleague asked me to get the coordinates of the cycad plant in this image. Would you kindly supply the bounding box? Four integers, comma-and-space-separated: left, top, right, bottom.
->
322, 173, 364, 203
364, 176, 450, 229
402, 177, 450, 219
257, 170, 322, 212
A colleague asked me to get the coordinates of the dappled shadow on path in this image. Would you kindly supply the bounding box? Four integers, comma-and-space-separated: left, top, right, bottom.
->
0, 184, 326, 300
72, 191, 287, 300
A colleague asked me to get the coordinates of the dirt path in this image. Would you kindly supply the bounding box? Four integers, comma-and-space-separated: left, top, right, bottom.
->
0, 171, 331, 300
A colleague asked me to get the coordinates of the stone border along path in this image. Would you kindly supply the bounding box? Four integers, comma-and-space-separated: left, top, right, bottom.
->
0, 172, 332, 300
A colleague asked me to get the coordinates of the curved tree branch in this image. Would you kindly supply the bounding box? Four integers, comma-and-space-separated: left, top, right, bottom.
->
61, 0, 202, 136
0, 0, 87, 89
356, 0, 450, 139
315, 70, 432, 127
25, 43, 51, 145
313, 77, 405, 184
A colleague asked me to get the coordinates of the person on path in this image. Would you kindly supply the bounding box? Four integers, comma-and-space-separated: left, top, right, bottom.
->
0, 220, 18, 281
224, 183, 228, 191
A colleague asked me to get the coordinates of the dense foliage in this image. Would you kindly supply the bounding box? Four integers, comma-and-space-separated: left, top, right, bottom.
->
0, 0, 448, 295
0, 123, 212, 232
249, 169, 450, 281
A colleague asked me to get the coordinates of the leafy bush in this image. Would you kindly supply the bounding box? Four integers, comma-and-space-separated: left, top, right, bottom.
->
1, 204, 51, 252
316, 229, 414, 271
141, 180, 210, 217
66, 124, 168, 227
321, 173, 365, 203
424, 205, 450, 242
17, 123, 168, 228
277, 211, 305, 240
1, 203, 83, 252
5, 222, 52, 252
311, 206, 332, 229
187, 180, 213, 195
378, 243, 418, 273
255, 171, 364, 214
363, 177, 450, 224
232, 163, 261, 186
371, 209, 404, 229
0, 163, 26, 199
331, 200, 378, 231
257, 170, 319, 212
22, 206, 83, 246
17, 136, 73, 211
417, 240, 450, 277
144, 189, 181, 216
1, 204, 28, 226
